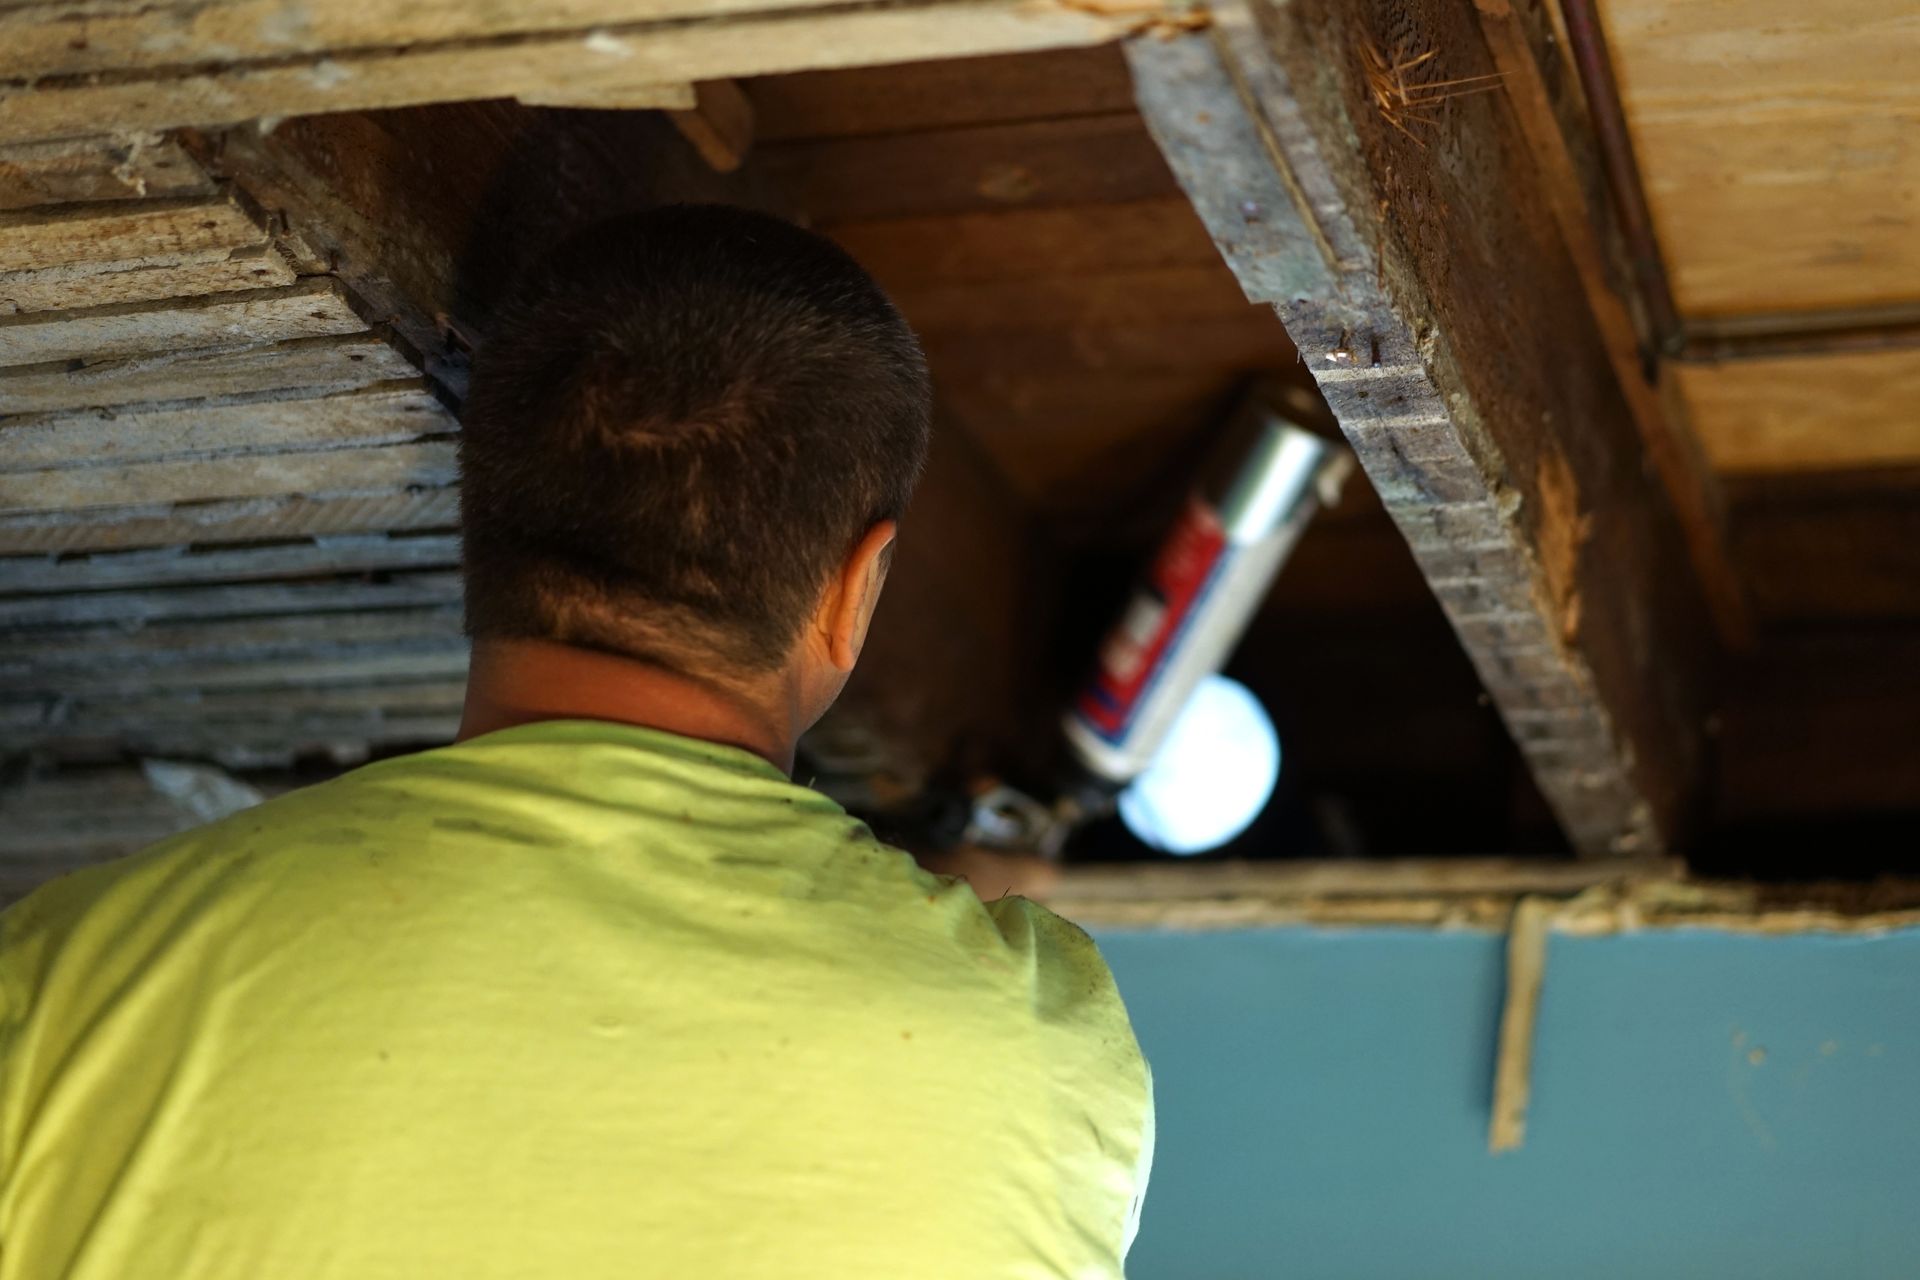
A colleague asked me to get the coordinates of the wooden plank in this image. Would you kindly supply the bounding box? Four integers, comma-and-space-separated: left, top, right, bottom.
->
748, 44, 1137, 140
761, 113, 1176, 224
0, 0, 847, 80
0, 245, 294, 315
0, 134, 212, 211
1596, 0, 1920, 316
0, 531, 460, 592
1675, 349, 1920, 474
0, 569, 463, 628
890, 264, 1255, 333
1127, 4, 1716, 854
0, 332, 415, 415
669, 80, 756, 173
1470, 0, 1749, 644
829, 198, 1226, 287
2, 679, 469, 731
41, 710, 463, 755
8, 644, 471, 694
0, 0, 1162, 145
0, 487, 460, 554
0, 194, 264, 273
0, 382, 450, 470
0, 438, 459, 511
0, 604, 463, 674
0, 277, 365, 367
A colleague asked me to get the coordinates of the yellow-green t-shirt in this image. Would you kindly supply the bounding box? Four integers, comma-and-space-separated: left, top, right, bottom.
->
0, 721, 1152, 1279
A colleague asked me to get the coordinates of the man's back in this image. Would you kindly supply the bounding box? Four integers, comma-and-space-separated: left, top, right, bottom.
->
0, 722, 1151, 1278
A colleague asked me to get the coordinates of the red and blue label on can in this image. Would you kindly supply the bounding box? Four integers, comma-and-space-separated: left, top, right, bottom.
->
1074, 496, 1230, 744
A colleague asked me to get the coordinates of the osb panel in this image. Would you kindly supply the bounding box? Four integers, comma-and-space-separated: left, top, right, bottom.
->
1677, 349, 1920, 473
1599, 0, 1920, 316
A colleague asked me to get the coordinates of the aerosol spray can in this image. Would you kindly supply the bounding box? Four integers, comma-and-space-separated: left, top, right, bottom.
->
1062, 388, 1351, 794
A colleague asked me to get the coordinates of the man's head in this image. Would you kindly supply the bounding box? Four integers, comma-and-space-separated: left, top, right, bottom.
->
459, 205, 931, 722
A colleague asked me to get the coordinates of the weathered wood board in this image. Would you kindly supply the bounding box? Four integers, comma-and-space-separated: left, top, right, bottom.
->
0, 569, 463, 629
0, 248, 295, 315
0, 195, 265, 273
0, 135, 213, 211
0, 333, 416, 415
0, 0, 1165, 145
0, 278, 366, 368
0, 382, 449, 470
0, 438, 459, 511
0, 531, 460, 593
0, 487, 461, 554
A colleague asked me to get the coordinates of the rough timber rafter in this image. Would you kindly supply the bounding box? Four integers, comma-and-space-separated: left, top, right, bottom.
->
1126, 0, 1717, 855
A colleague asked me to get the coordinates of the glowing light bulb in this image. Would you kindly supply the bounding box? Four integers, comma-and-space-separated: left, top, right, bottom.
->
1118, 674, 1280, 856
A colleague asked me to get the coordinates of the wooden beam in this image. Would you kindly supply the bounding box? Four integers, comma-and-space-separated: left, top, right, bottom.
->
0, 569, 463, 629
0, 0, 1173, 147
0, 438, 459, 512
1469, 0, 1748, 645
1127, 2, 1716, 854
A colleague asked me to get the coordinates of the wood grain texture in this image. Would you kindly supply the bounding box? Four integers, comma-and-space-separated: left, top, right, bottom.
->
1597, 0, 1920, 315
748, 44, 1137, 140
0, 531, 460, 592
0, 604, 465, 676
0, 195, 265, 273
0, 0, 880, 80
0, 332, 416, 415
830, 198, 1226, 285
0, 382, 451, 470
1676, 349, 1920, 473
0, 0, 1161, 146
0, 439, 459, 511
0, 134, 212, 211
0, 246, 294, 315
0, 569, 463, 628
1471, 0, 1748, 644
0, 277, 366, 367
0, 487, 461, 554
1129, 4, 1717, 854
763, 113, 1177, 224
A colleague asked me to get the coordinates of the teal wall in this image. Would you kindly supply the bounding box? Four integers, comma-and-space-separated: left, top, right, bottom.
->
1096, 925, 1920, 1279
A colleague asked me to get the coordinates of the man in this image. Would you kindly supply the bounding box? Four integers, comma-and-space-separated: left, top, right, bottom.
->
0, 206, 1153, 1278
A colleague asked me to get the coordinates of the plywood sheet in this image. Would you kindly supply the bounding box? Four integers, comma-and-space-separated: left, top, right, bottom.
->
1599, 0, 1920, 315
1677, 349, 1920, 473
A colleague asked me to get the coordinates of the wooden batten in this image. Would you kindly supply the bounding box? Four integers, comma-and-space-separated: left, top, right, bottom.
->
0, 0, 1174, 147
0, 135, 213, 211
0, 487, 462, 556
1127, 2, 1717, 854
0, 532, 461, 593
0, 438, 459, 512
0, 277, 366, 369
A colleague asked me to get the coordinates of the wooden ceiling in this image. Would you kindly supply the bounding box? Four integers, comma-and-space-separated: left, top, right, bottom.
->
1, 0, 1916, 871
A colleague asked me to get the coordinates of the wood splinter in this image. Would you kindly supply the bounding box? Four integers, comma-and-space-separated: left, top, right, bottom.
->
1488, 895, 1554, 1153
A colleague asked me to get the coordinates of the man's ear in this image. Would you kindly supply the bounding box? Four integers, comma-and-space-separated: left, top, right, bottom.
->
822, 520, 897, 673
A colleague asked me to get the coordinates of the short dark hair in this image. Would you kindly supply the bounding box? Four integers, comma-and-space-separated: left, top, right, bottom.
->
458, 205, 931, 674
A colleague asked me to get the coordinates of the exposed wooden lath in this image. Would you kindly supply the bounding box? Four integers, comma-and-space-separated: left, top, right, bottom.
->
0, 135, 466, 770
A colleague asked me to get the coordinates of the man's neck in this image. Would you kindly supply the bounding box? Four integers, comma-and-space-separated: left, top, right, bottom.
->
458, 638, 800, 773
